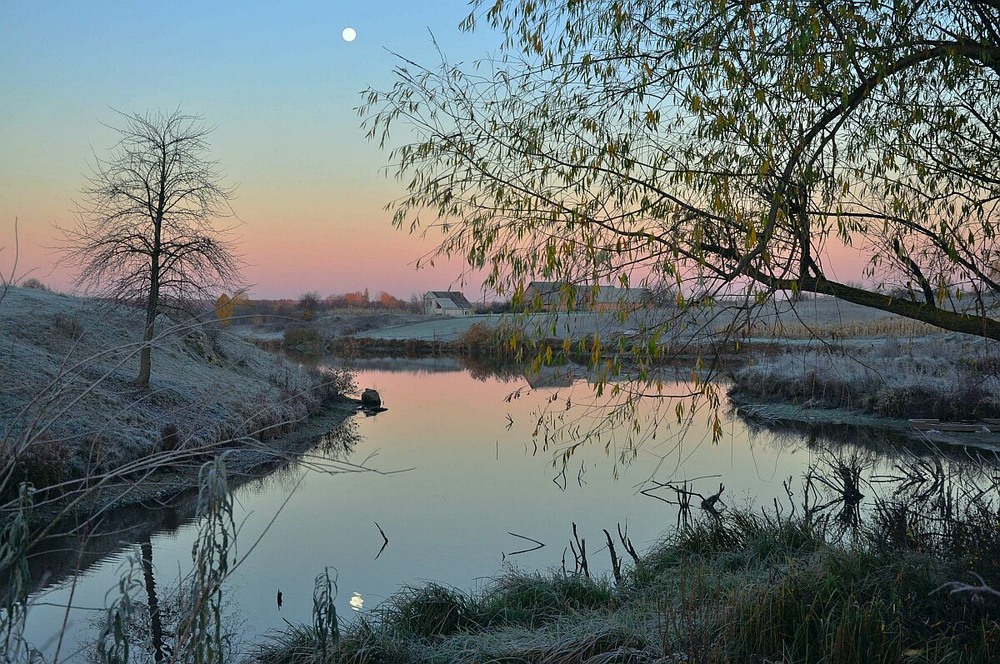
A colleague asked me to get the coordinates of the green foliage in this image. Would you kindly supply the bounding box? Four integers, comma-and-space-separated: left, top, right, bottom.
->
453, 322, 524, 360
258, 487, 1000, 663
0, 485, 34, 663
311, 568, 340, 661
727, 549, 999, 663
90, 457, 241, 663
255, 622, 326, 664
673, 509, 827, 562
255, 568, 343, 664
94, 555, 143, 664
174, 457, 238, 663
362, 0, 1000, 348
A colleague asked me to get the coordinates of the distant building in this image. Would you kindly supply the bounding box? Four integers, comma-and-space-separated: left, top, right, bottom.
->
523, 281, 652, 312
587, 285, 653, 312
523, 281, 584, 311
423, 291, 474, 316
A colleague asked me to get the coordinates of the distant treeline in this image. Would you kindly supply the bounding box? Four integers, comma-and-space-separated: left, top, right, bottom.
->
213, 289, 517, 325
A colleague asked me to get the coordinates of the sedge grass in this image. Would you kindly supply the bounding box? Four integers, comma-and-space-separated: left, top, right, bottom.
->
256, 487, 1000, 664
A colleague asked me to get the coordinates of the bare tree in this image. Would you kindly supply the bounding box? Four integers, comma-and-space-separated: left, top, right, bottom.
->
61, 109, 241, 386
298, 291, 322, 321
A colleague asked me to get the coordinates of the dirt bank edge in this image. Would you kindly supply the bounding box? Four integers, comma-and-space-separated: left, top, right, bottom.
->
27, 396, 362, 526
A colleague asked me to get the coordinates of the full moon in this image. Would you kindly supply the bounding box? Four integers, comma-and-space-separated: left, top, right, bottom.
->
342, 27, 356, 42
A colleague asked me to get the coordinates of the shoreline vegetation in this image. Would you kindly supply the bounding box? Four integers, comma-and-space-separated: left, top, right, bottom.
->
257, 482, 1000, 663
284, 313, 1000, 429
5, 286, 1000, 661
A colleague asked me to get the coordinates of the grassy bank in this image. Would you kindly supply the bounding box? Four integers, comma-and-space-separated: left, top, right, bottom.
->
730, 334, 1000, 421
255, 488, 1000, 663
0, 286, 356, 512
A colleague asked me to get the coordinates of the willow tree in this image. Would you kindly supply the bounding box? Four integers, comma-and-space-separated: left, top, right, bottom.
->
62, 110, 241, 387
362, 0, 1000, 344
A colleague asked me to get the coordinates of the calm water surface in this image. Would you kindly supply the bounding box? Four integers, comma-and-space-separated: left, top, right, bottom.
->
21, 358, 941, 659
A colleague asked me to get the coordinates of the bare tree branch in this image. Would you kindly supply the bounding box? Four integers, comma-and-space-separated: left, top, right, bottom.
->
58, 109, 242, 386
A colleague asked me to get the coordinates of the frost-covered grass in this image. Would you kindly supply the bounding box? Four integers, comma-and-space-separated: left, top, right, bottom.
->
254, 489, 1000, 664
731, 334, 1000, 419
732, 311, 946, 340
0, 285, 354, 506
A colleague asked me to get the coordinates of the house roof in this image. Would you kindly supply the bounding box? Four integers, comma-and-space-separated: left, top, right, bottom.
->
526, 281, 568, 293
525, 282, 651, 303
425, 291, 473, 309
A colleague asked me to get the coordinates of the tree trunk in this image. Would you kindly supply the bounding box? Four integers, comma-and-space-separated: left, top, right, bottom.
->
136, 304, 156, 387
137, 208, 164, 387
773, 272, 1000, 340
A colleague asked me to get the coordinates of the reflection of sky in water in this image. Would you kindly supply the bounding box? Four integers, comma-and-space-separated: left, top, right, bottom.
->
22, 363, 946, 660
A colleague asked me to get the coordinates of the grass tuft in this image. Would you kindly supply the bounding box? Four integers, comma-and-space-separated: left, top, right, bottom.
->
477, 573, 616, 628
731, 339, 1000, 420
382, 583, 477, 639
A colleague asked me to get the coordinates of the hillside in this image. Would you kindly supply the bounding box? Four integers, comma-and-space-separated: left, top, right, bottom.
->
0, 286, 353, 504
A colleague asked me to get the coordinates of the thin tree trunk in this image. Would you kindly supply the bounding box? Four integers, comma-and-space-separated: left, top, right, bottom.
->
137, 212, 163, 387
137, 306, 155, 387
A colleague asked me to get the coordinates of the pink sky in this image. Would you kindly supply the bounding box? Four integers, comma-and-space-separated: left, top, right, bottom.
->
1, 2, 870, 301
0, 1, 497, 301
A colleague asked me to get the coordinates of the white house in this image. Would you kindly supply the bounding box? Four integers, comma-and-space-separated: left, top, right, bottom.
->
423, 291, 474, 316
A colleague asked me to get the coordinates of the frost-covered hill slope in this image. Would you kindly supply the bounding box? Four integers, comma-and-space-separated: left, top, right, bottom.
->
0, 286, 346, 482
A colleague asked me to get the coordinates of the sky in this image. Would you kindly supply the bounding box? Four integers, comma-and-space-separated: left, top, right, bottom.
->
0, 1, 503, 299
0, 2, 873, 301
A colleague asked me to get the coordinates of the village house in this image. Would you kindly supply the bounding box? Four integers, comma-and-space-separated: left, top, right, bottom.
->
523, 281, 585, 311
423, 291, 474, 316
523, 281, 652, 312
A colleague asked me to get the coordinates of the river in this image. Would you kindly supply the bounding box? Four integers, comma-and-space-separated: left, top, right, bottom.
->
17, 356, 992, 661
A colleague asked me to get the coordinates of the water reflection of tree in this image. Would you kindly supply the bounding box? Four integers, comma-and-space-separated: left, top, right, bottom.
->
17, 417, 369, 660
344, 355, 466, 375
735, 404, 937, 458
312, 354, 474, 376
525, 375, 715, 482
95, 537, 244, 664
140, 535, 166, 662
316, 419, 361, 460
870, 453, 1000, 577
733, 403, 1000, 531
459, 355, 531, 383
226, 419, 362, 499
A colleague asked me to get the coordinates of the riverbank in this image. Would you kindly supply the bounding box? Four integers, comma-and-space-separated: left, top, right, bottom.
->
730, 333, 1000, 421
24, 395, 363, 526
299, 305, 1000, 431
257, 494, 1000, 663
0, 286, 357, 517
